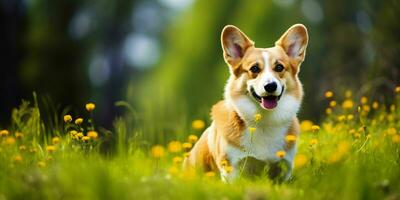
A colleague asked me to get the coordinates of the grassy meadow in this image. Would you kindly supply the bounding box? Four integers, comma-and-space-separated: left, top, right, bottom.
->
1, 89, 400, 200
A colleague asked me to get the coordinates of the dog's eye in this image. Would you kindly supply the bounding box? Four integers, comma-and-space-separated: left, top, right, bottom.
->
274, 64, 284, 72
250, 64, 260, 73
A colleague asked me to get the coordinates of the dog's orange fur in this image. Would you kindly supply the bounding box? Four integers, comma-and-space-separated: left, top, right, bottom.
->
184, 24, 308, 180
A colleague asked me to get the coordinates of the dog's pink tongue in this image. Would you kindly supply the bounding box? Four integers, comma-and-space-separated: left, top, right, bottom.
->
261, 97, 278, 109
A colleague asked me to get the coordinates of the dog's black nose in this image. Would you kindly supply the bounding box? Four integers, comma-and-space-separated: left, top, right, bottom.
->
264, 82, 277, 93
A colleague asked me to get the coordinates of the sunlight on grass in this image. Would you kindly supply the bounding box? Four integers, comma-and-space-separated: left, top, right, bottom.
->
0, 89, 399, 199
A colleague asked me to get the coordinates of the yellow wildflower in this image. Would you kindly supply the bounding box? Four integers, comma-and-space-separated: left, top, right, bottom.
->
63, 115, 72, 123
354, 133, 361, 139
326, 108, 332, 115
29, 147, 38, 153
82, 136, 90, 141
345, 90, 352, 98
69, 130, 78, 137
173, 156, 183, 165
0, 129, 9, 136
324, 91, 334, 98
300, 120, 313, 132
6, 137, 15, 145
182, 142, 193, 151
372, 101, 379, 109
183, 152, 190, 158
46, 145, 56, 152
225, 165, 233, 173
388, 128, 397, 135
294, 154, 307, 169
76, 132, 84, 138
392, 135, 400, 143
192, 120, 205, 130
204, 171, 216, 178
311, 125, 320, 132
15, 132, 24, 139
38, 161, 46, 168
395, 86, 400, 93
349, 129, 356, 135
87, 131, 98, 139
285, 135, 297, 143
85, 103, 96, 112
249, 127, 256, 134
347, 114, 354, 121
75, 118, 83, 125
254, 113, 262, 122
362, 105, 370, 113
221, 160, 228, 167
52, 137, 60, 144
338, 115, 346, 122
390, 105, 396, 112
168, 141, 182, 153
13, 155, 23, 163
19, 145, 27, 151
310, 139, 318, 146
329, 101, 337, 107
168, 166, 179, 175
276, 150, 286, 159
188, 135, 198, 143
342, 100, 354, 110
151, 145, 165, 158
360, 96, 368, 104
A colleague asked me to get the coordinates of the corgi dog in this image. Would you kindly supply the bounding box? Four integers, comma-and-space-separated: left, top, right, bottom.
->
184, 24, 308, 182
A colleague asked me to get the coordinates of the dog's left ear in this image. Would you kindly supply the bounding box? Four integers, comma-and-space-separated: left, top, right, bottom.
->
275, 24, 308, 63
221, 25, 254, 68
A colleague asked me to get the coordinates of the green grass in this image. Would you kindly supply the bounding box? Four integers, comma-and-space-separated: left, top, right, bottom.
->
0, 92, 400, 200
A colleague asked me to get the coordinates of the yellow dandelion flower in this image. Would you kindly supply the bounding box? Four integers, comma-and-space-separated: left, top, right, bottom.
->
151, 145, 165, 158
192, 119, 205, 130
390, 105, 396, 112
249, 127, 256, 134
52, 137, 60, 144
338, 141, 350, 155
168, 141, 182, 153
360, 96, 368, 104
325, 108, 332, 115
372, 101, 379, 109
0, 129, 9, 136
75, 118, 83, 125
204, 171, 216, 178
311, 125, 320, 132
87, 131, 98, 139
76, 132, 84, 138
347, 114, 354, 121
182, 142, 193, 151
225, 165, 233, 174
354, 133, 361, 139
220, 160, 228, 167
254, 113, 262, 122
329, 101, 337, 107
13, 155, 23, 162
300, 120, 313, 132
294, 154, 307, 169
338, 115, 346, 122
310, 139, 318, 146
285, 135, 297, 143
276, 150, 286, 159
6, 137, 15, 145
63, 115, 72, 123
342, 100, 354, 110
345, 90, 352, 98
392, 135, 400, 143
46, 145, 56, 153
387, 114, 395, 122
82, 136, 90, 141
188, 135, 198, 144
324, 91, 334, 98
15, 132, 24, 139
172, 156, 183, 165
388, 128, 397, 135
19, 145, 27, 151
38, 161, 46, 168
395, 86, 400, 93
362, 105, 370, 113
85, 103, 96, 112
69, 130, 78, 137
349, 129, 356, 135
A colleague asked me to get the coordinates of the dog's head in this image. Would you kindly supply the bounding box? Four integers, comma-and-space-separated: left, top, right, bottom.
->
221, 24, 308, 110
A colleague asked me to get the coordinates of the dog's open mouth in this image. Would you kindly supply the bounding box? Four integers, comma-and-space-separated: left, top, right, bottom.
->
250, 87, 284, 110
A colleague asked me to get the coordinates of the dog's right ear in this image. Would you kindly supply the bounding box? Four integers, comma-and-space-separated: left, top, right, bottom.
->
221, 25, 254, 68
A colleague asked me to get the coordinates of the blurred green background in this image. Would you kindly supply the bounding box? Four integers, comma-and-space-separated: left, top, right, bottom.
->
1, 0, 399, 129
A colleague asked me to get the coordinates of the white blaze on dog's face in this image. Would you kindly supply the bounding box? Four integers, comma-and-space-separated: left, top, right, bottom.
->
221, 24, 308, 110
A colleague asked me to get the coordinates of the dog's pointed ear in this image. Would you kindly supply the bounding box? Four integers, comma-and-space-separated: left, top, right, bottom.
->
221, 25, 254, 67
275, 24, 308, 62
